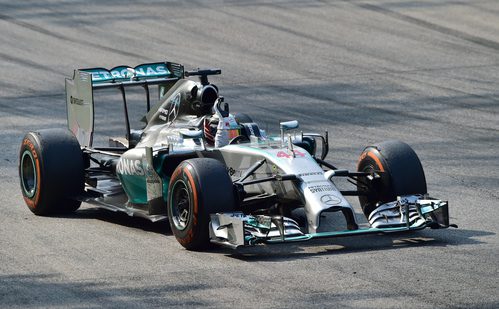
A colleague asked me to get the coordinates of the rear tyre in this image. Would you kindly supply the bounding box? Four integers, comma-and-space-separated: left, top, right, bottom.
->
356, 140, 427, 217
19, 129, 85, 215
168, 158, 235, 250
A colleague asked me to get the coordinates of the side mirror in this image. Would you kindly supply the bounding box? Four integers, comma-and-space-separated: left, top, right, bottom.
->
280, 120, 299, 146
280, 120, 299, 131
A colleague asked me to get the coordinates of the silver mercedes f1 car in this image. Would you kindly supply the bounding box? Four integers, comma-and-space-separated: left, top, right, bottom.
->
19, 61, 454, 251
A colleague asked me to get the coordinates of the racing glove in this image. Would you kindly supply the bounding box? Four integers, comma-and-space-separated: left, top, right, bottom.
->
214, 100, 235, 148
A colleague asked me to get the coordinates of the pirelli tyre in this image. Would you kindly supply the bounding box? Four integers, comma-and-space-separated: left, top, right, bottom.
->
357, 140, 427, 217
19, 129, 85, 215
168, 158, 235, 251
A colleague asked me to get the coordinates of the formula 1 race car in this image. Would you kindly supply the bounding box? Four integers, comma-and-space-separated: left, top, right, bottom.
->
19, 61, 454, 251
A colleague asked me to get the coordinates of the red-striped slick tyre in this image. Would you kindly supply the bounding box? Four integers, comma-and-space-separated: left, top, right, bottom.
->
357, 140, 427, 217
19, 129, 84, 215
167, 158, 235, 251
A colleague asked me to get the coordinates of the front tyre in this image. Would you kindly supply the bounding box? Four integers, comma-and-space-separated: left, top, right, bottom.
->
357, 140, 427, 217
168, 158, 235, 251
19, 129, 85, 215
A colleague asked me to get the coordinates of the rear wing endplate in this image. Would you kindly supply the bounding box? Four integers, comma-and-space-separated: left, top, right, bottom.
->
65, 62, 184, 147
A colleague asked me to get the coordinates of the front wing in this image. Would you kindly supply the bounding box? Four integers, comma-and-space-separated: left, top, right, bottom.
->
209, 195, 452, 249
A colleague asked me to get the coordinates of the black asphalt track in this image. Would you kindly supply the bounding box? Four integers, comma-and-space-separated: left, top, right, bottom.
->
0, 1, 498, 308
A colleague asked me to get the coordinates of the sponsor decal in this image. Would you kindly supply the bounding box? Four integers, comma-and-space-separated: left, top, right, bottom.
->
298, 172, 323, 177
22, 138, 41, 208
320, 193, 342, 206
88, 64, 169, 82
159, 92, 181, 122
159, 107, 168, 115
90, 71, 112, 81
308, 184, 335, 193
166, 135, 184, 145
170, 92, 181, 107
70, 96, 87, 106
145, 163, 161, 184
117, 158, 144, 176
229, 212, 246, 218
23, 139, 38, 160
276, 150, 306, 158
247, 123, 255, 136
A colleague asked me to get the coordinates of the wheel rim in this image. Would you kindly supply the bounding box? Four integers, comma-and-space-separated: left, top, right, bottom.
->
170, 180, 191, 231
21, 150, 37, 198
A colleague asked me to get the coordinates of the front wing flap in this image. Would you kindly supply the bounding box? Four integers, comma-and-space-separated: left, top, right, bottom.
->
209, 195, 452, 249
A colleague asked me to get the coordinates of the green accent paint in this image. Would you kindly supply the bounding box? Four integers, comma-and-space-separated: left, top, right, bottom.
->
82, 62, 173, 84
118, 174, 147, 204
153, 152, 171, 202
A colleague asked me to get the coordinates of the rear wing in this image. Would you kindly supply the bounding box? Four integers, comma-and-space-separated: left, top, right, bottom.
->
65, 62, 184, 147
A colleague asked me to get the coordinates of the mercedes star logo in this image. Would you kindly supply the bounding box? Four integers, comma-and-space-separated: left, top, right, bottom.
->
320, 194, 341, 206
